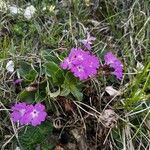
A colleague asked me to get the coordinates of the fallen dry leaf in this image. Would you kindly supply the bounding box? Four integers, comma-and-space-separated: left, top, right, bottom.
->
105, 86, 120, 96
99, 109, 118, 128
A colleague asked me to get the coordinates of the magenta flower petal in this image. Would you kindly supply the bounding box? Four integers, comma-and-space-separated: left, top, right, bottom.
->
111, 62, 123, 80
28, 103, 47, 126
34, 103, 45, 111
71, 64, 89, 80
11, 111, 21, 122
104, 52, 123, 80
82, 55, 100, 77
81, 35, 96, 50
87, 55, 100, 69
69, 48, 90, 64
60, 58, 72, 69
104, 52, 117, 64
11, 102, 31, 125
13, 79, 23, 85
31, 112, 47, 126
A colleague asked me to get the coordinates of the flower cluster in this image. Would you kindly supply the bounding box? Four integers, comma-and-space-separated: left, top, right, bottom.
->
60, 48, 100, 80
104, 52, 123, 80
11, 103, 47, 126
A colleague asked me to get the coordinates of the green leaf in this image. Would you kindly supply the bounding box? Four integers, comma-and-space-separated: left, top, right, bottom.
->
44, 62, 64, 84
64, 72, 77, 85
53, 69, 64, 85
60, 84, 70, 96
18, 61, 32, 75
17, 90, 36, 103
71, 86, 83, 101
33, 80, 47, 102
61, 72, 83, 100
44, 62, 60, 77
18, 61, 38, 82
25, 69, 38, 81
46, 85, 60, 98
18, 122, 53, 150
35, 90, 47, 102
41, 50, 59, 63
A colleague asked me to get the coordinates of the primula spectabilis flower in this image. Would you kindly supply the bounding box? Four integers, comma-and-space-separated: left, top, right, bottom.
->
71, 64, 88, 80
11, 103, 31, 125
27, 103, 47, 126
68, 48, 90, 65
80, 34, 96, 50
60, 48, 100, 80
60, 57, 72, 70
104, 52, 123, 80
60, 48, 89, 69
84, 55, 100, 75
11, 103, 47, 126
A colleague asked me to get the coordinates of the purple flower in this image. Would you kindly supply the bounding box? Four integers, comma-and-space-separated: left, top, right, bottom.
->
69, 48, 90, 64
104, 52, 123, 80
11, 103, 47, 126
84, 55, 100, 76
11, 103, 31, 125
60, 47, 100, 80
13, 79, 23, 85
60, 57, 72, 69
60, 48, 88, 70
80, 34, 96, 50
71, 64, 88, 80
27, 103, 47, 126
